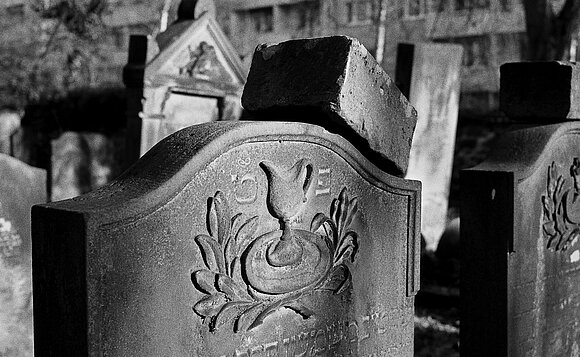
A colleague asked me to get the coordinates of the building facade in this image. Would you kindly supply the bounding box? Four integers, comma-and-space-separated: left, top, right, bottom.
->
216, 0, 527, 116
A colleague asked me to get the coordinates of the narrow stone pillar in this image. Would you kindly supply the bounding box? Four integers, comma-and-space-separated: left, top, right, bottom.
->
396, 42, 463, 251
123, 35, 148, 168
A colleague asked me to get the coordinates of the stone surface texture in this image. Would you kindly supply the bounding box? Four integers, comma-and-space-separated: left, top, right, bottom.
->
500, 61, 580, 120
397, 42, 463, 251
241, 36, 417, 176
139, 12, 246, 156
462, 122, 580, 356
32, 121, 420, 356
0, 153, 46, 356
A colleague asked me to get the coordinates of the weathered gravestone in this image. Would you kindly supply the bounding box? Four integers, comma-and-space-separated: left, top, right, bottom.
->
462, 62, 580, 356
32, 37, 421, 356
396, 43, 463, 251
49, 132, 125, 201
0, 153, 46, 356
125, 8, 246, 161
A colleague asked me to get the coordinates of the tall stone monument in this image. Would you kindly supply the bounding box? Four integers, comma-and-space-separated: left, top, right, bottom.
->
33, 37, 420, 356
126, 6, 246, 160
462, 62, 580, 356
396, 43, 463, 251
0, 153, 46, 356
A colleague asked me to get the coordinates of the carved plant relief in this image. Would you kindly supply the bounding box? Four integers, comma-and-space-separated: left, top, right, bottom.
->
191, 159, 360, 333
542, 158, 580, 251
0, 217, 22, 258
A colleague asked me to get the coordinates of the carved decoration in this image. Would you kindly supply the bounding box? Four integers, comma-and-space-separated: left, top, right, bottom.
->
191, 159, 360, 333
542, 158, 580, 251
179, 41, 233, 83
0, 217, 21, 258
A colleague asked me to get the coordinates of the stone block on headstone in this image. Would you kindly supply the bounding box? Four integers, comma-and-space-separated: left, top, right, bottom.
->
396, 42, 463, 251
242, 36, 417, 176
462, 63, 580, 355
0, 153, 47, 356
500, 61, 580, 120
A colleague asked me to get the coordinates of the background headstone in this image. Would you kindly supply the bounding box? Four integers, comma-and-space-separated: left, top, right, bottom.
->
242, 36, 417, 176
500, 61, 580, 121
32, 121, 420, 356
462, 62, 580, 356
51, 132, 124, 201
0, 111, 20, 155
11, 88, 127, 202
136, 11, 246, 157
0, 153, 46, 356
396, 42, 463, 251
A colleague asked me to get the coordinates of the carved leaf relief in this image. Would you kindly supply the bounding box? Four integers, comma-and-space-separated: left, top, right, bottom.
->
191, 160, 361, 333
542, 159, 580, 251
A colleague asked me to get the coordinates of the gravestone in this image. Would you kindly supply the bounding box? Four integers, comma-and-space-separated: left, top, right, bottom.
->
0, 153, 47, 356
131, 9, 246, 158
396, 43, 463, 251
51, 132, 124, 201
462, 62, 580, 356
13, 88, 127, 201
0, 110, 20, 155
32, 37, 421, 356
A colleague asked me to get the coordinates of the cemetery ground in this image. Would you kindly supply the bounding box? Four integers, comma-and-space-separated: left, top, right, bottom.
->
414, 248, 460, 357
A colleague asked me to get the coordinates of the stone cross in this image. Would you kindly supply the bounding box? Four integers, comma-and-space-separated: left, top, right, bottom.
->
396, 43, 463, 252
32, 37, 420, 356
462, 61, 580, 356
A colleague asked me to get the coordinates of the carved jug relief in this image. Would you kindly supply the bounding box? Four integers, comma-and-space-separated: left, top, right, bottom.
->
191, 159, 361, 332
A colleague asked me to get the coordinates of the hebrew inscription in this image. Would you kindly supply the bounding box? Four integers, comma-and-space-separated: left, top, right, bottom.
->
191, 159, 360, 332
217, 310, 407, 357
542, 158, 580, 251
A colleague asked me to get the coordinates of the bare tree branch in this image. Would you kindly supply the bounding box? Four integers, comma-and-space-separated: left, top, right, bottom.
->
523, 0, 580, 60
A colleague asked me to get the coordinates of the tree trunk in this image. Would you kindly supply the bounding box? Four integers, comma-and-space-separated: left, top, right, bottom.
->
524, 0, 580, 60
